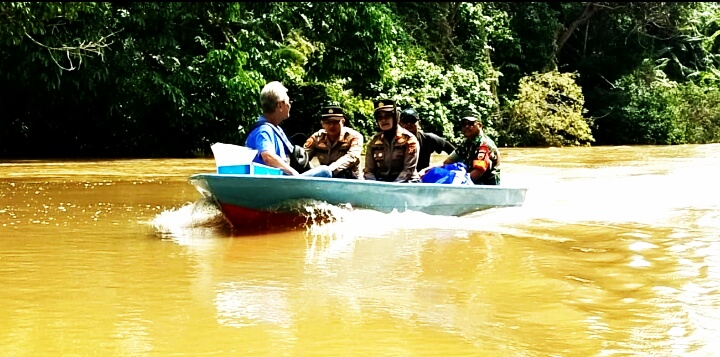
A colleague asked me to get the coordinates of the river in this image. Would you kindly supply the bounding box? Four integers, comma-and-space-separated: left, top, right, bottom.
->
1, 144, 719, 356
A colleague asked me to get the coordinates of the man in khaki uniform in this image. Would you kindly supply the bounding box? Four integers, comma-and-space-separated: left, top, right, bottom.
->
363, 99, 420, 183
303, 105, 364, 179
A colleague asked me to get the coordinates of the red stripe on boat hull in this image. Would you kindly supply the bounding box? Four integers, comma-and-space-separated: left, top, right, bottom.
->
219, 203, 308, 234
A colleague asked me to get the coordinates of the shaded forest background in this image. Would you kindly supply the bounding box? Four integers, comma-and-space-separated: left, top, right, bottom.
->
2, 2, 720, 158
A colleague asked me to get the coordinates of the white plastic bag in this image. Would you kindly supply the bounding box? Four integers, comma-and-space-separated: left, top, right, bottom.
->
210, 143, 258, 169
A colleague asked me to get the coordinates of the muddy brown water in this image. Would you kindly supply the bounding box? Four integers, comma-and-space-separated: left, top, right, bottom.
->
1, 145, 719, 356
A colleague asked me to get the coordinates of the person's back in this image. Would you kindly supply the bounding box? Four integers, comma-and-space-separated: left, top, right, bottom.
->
245, 120, 288, 165
399, 108, 455, 170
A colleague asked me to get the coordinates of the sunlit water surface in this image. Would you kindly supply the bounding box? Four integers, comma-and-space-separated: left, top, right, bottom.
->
1, 145, 719, 356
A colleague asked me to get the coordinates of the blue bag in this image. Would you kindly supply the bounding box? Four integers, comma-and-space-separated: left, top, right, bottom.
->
421, 162, 473, 185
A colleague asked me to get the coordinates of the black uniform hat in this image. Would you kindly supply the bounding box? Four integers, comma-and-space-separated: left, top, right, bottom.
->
373, 99, 396, 113
400, 108, 420, 123
320, 105, 344, 122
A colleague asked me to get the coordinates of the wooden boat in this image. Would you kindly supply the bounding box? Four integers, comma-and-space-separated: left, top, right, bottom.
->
188, 172, 528, 233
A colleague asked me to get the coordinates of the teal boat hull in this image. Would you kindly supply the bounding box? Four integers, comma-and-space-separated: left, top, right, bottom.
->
189, 173, 527, 232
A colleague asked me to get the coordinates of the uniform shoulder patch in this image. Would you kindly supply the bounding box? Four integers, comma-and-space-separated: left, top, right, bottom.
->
304, 136, 314, 148
408, 144, 417, 154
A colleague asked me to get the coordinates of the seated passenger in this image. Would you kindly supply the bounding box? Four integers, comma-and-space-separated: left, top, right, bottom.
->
303, 104, 364, 179
363, 99, 420, 183
244, 81, 331, 177
420, 110, 500, 185
399, 108, 456, 171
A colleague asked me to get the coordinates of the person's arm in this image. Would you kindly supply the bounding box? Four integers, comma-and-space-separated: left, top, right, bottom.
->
443, 151, 460, 165
419, 150, 459, 177
303, 134, 317, 161
394, 135, 419, 183
363, 140, 377, 180
468, 144, 492, 182
260, 151, 299, 175
427, 133, 456, 155
329, 132, 363, 175
440, 137, 456, 155
254, 129, 299, 176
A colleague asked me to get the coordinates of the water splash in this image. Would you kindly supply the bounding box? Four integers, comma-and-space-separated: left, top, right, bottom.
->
275, 199, 353, 226
150, 198, 357, 239
151, 196, 530, 243
149, 197, 232, 243
303, 205, 531, 240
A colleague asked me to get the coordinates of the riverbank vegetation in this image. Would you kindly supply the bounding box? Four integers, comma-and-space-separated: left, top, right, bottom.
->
2, 2, 720, 157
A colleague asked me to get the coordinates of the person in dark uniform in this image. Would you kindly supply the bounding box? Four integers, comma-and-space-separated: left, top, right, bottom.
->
363, 99, 420, 183
398, 108, 455, 171
303, 105, 364, 179
420, 109, 500, 185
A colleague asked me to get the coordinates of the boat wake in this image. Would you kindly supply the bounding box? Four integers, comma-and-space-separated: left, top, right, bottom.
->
149, 198, 356, 239
275, 199, 353, 225
149, 197, 233, 241
150, 197, 530, 241
304, 206, 529, 238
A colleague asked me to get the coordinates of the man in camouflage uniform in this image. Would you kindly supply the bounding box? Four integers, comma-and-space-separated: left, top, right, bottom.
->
420, 109, 500, 185
303, 105, 364, 179
363, 99, 420, 183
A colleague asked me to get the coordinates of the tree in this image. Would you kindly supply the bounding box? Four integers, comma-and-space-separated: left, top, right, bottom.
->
503, 71, 594, 147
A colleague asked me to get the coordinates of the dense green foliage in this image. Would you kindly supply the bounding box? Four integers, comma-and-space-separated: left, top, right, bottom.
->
1, 2, 720, 158
594, 60, 720, 145
503, 71, 593, 147
373, 51, 496, 142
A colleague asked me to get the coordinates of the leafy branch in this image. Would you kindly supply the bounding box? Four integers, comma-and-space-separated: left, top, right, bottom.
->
24, 28, 122, 71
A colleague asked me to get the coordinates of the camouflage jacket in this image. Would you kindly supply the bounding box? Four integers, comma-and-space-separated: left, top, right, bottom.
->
452, 134, 501, 185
